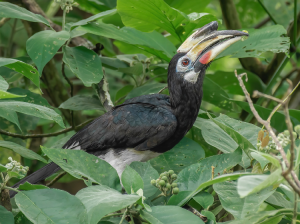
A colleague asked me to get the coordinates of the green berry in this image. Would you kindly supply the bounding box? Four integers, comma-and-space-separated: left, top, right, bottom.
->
168, 170, 174, 175
151, 179, 156, 186
160, 172, 167, 177
171, 174, 177, 179
284, 130, 290, 137
295, 125, 300, 135
172, 187, 179, 194
171, 183, 178, 188
161, 176, 168, 181
293, 132, 297, 139
166, 183, 171, 189
159, 180, 166, 186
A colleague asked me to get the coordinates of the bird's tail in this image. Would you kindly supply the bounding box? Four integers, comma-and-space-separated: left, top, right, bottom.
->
9, 162, 61, 197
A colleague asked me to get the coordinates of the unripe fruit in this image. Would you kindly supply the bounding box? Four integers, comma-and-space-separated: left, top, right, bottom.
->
257, 130, 264, 141
166, 183, 171, 189
151, 179, 156, 186
292, 132, 297, 139
171, 174, 177, 179
160, 172, 167, 177
172, 187, 179, 194
284, 130, 290, 137
295, 125, 300, 135
168, 170, 174, 175
171, 183, 178, 188
161, 176, 168, 181
159, 180, 166, 186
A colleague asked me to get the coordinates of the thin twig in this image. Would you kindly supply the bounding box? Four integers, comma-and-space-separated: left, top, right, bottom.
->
257, 0, 277, 24
254, 17, 271, 28
46, 171, 67, 187
0, 119, 93, 139
235, 70, 300, 194
119, 208, 127, 224
0, 18, 10, 28
158, 86, 168, 94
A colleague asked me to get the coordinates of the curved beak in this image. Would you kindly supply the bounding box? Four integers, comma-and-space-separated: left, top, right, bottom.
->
178, 22, 249, 72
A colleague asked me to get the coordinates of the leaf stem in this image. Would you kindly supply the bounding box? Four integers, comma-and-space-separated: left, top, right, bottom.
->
119, 208, 127, 224
151, 193, 164, 202
4, 186, 19, 193
62, 7, 67, 31
257, 0, 277, 25
102, 212, 123, 219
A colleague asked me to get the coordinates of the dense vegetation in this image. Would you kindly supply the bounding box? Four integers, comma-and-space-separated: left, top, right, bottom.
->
0, 0, 300, 223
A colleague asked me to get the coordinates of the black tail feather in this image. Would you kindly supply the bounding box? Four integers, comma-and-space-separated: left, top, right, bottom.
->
9, 162, 61, 197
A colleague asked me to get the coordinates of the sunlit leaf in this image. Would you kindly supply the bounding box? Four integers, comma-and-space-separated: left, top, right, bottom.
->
121, 165, 144, 194
59, 95, 104, 111
0, 205, 14, 224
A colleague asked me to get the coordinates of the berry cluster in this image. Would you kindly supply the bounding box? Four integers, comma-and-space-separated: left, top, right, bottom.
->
151, 170, 179, 196
55, 0, 78, 12
5, 157, 29, 179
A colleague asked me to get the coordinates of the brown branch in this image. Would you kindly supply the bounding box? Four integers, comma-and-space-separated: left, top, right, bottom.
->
0, 189, 12, 211
0, 119, 93, 139
235, 70, 300, 194
254, 17, 271, 29
158, 86, 168, 94
219, 0, 266, 78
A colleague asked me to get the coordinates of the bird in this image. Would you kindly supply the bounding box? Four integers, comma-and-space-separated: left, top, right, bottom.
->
9, 21, 248, 197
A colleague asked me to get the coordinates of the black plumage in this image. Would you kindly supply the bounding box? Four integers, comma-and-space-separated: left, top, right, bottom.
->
10, 22, 248, 197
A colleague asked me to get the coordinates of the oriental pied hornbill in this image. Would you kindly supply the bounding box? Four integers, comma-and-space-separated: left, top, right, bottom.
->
10, 21, 248, 197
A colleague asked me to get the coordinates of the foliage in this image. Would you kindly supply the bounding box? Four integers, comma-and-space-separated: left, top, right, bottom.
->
0, 0, 300, 223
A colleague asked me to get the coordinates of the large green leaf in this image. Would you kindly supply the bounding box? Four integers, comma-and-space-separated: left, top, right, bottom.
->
42, 147, 121, 191
0, 58, 40, 88
75, 0, 116, 14
237, 169, 284, 198
26, 30, 70, 74
206, 69, 265, 96
15, 189, 88, 224
165, 0, 210, 14
0, 90, 25, 99
214, 181, 274, 219
0, 2, 50, 26
76, 185, 141, 224
63, 46, 104, 87
0, 205, 14, 224
59, 95, 104, 111
0, 75, 8, 91
265, 191, 294, 209
125, 83, 166, 100
176, 147, 242, 191
140, 206, 204, 224
0, 108, 21, 132
150, 137, 205, 174
130, 161, 159, 198
77, 23, 176, 61
18, 182, 49, 191
0, 101, 65, 128
218, 25, 290, 58
0, 141, 47, 163
192, 191, 214, 209
121, 165, 144, 194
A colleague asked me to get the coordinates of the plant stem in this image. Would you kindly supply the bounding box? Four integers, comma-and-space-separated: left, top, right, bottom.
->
62, 7, 67, 31
46, 171, 66, 187
119, 208, 127, 224
257, 0, 277, 24
0, 173, 4, 183
102, 212, 123, 219
4, 186, 19, 193
151, 193, 164, 202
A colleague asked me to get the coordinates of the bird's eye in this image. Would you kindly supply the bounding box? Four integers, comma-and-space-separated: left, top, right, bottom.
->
181, 58, 190, 67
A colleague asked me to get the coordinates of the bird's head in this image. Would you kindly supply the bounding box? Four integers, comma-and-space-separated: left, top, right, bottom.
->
168, 21, 248, 85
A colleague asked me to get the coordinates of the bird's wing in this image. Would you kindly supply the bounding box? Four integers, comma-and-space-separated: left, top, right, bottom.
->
63, 102, 177, 152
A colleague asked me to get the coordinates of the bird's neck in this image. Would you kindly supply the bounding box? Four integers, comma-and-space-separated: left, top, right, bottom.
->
168, 73, 204, 135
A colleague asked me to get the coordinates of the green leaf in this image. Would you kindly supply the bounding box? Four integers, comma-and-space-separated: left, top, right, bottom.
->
115, 85, 134, 102
0, 108, 21, 131
125, 83, 166, 100
206, 69, 265, 96
150, 137, 205, 174
15, 189, 88, 224
77, 23, 176, 62
167, 191, 193, 206
63, 46, 104, 87
265, 191, 293, 209
214, 181, 275, 219
0, 75, 8, 91
101, 57, 128, 70
121, 165, 144, 194
140, 206, 204, 224
42, 147, 121, 191
0, 2, 50, 26
201, 210, 215, 223
176, 172, 252, 207
251, 150, 281, 168
130, 161, 159, 198
0, 205, 14, 224
237, 169, 284, 198
0, 141, 47, 163
18, 182, 49, 191
177, 147, 242, 191
218, 25, 290, 58
0, 90, 25, 99
208, 114, 257, 159
69, 9, 117, 27
59, 95, 104, 111
165, 0, 210, 14
26, 30, 70, 74
0, 101, 65, 128
192, 192, 214, 209
0, 58, 40, 88
0, 163, 8, 172
76, 185, 141, 224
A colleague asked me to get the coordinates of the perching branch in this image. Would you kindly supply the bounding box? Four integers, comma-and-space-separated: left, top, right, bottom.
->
235, 70, 300, 195
0, 119, 93, 139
